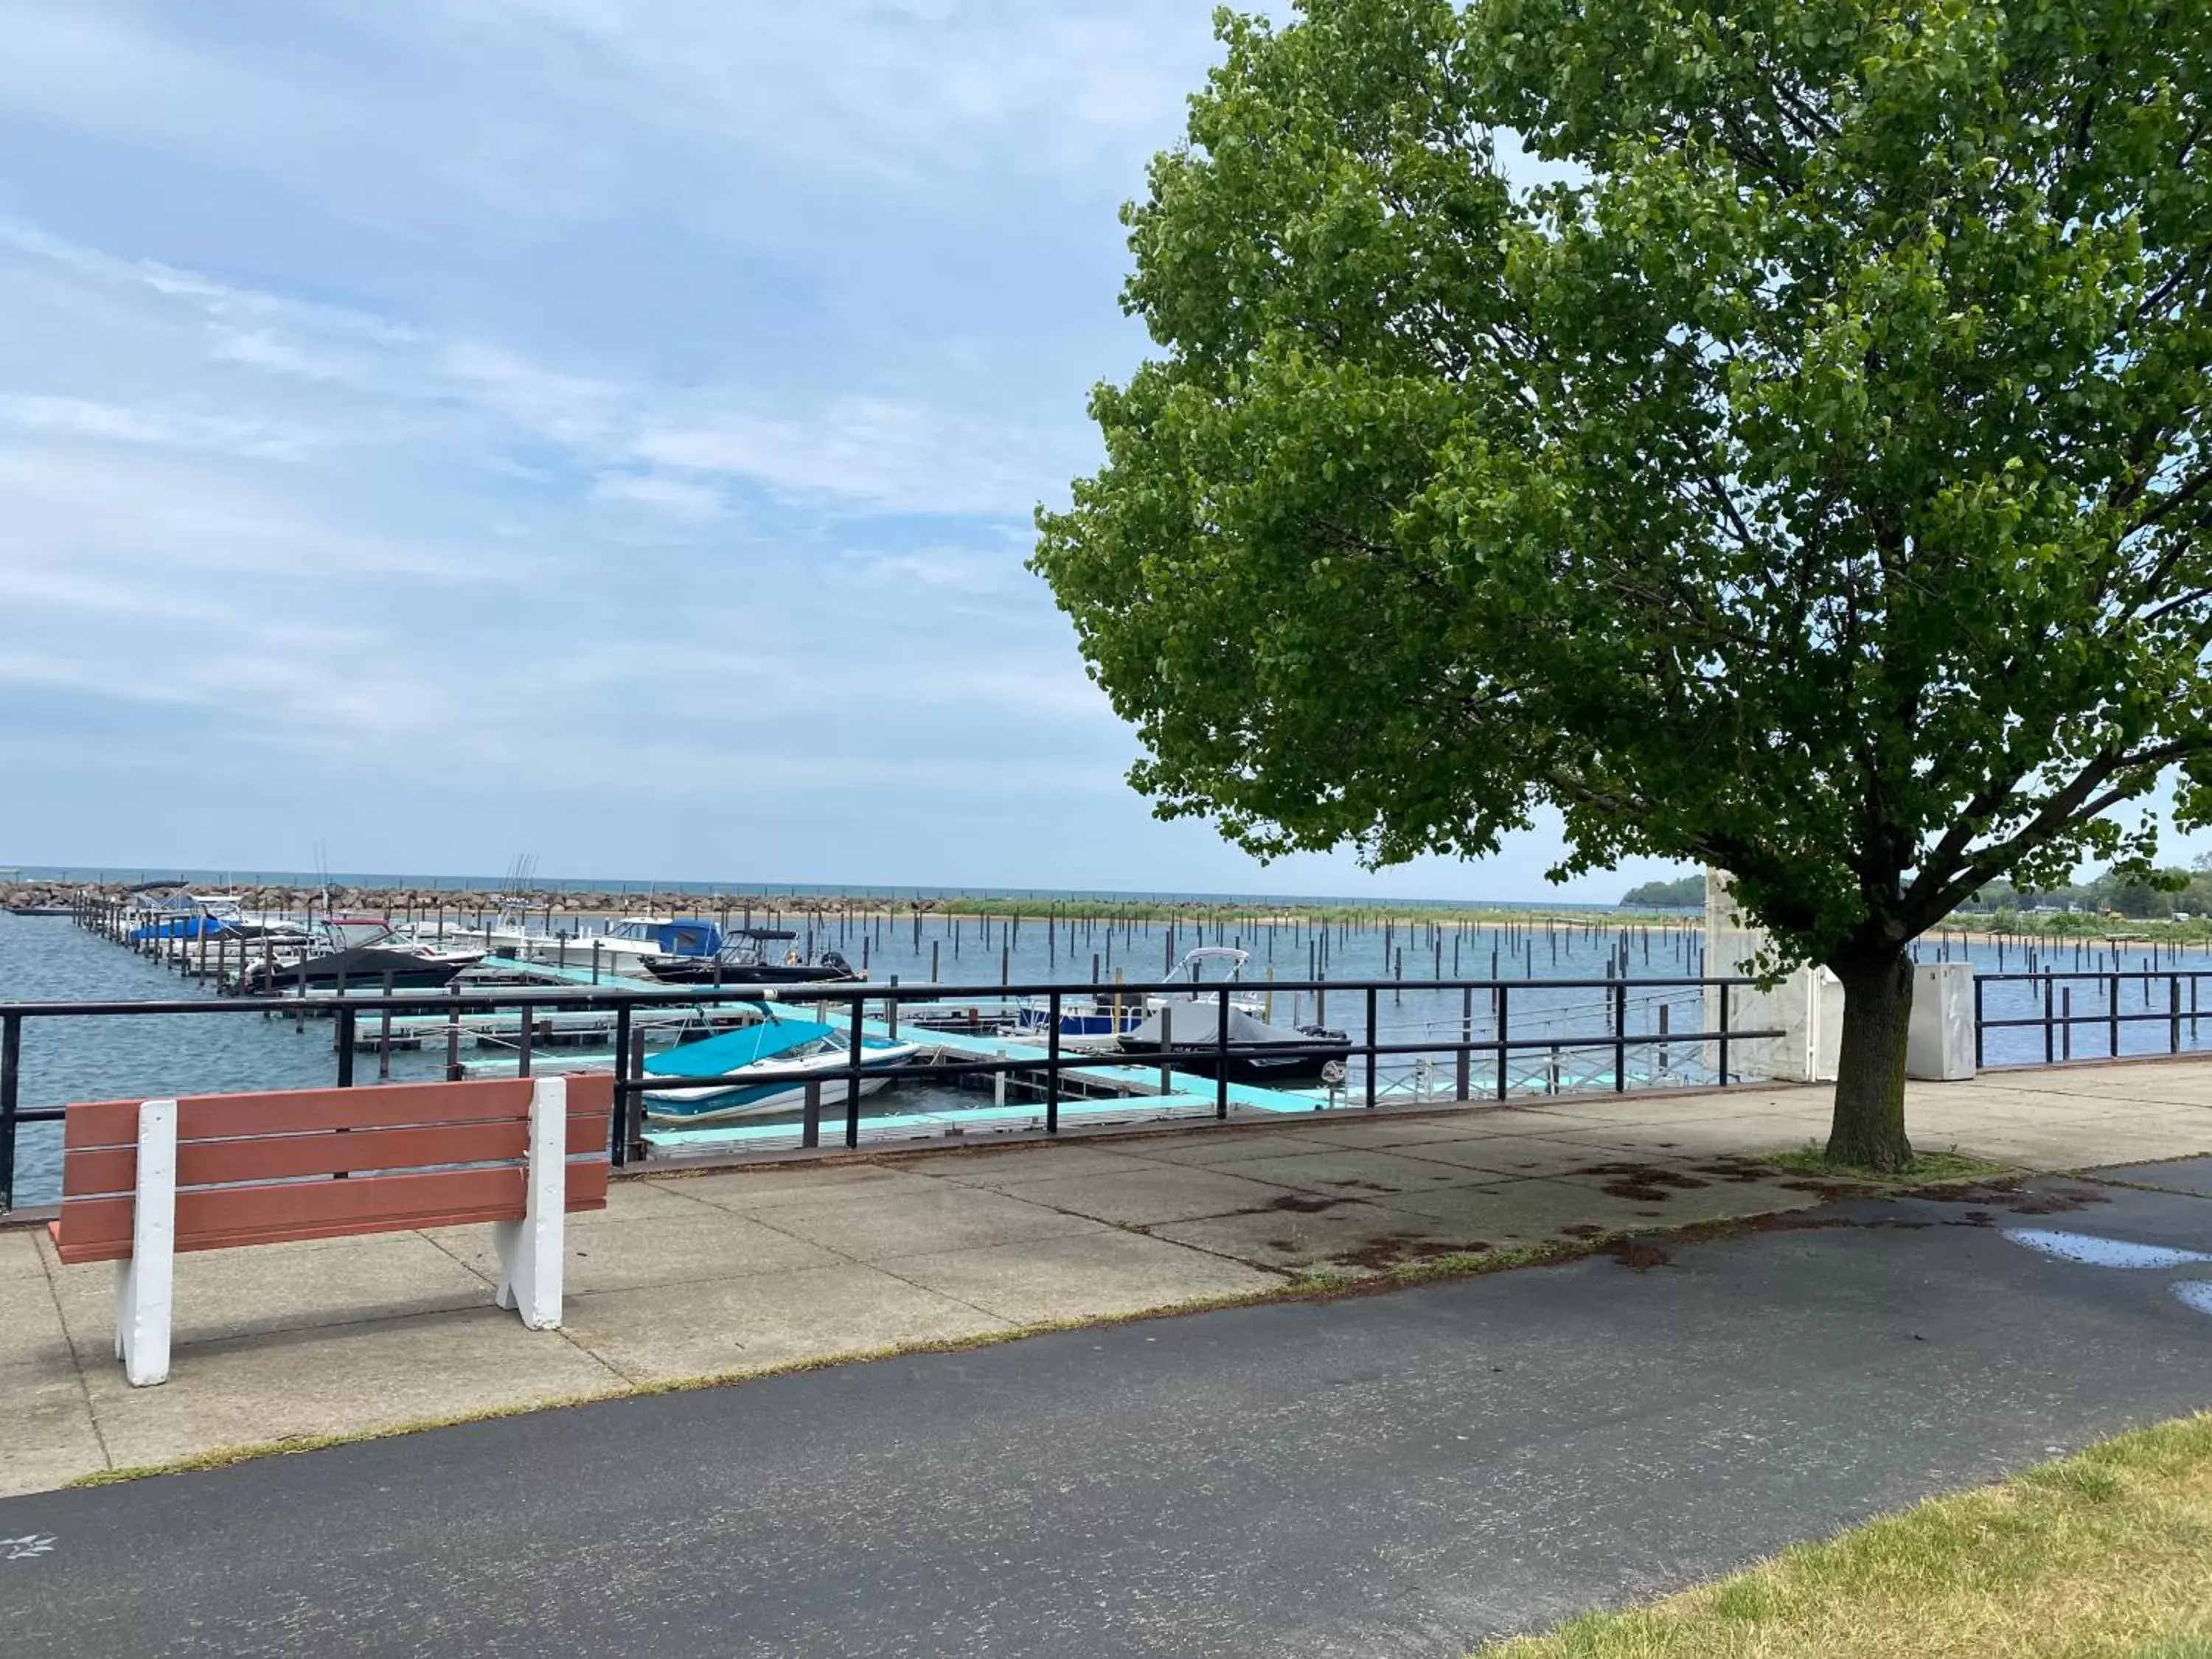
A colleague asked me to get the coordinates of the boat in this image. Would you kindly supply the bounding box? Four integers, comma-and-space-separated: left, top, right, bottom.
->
1011, 992, 1149, 1039
233, 918, 485, 994
517, 916, 723, 970
1116, 1001, 1350, 1083
1012, 946, 1267, 1040
641, 1009, 920, 1123
1116, 948, 1349, 1082
640, 928, 858, 986
125, 894, 302, 943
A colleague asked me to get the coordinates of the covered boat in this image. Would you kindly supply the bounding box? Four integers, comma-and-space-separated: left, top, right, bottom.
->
642, 1009, 919, 1122
1115, 1000, 1350, 1084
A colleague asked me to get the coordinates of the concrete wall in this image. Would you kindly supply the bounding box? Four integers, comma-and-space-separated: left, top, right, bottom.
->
1703, 872, 1975, 1085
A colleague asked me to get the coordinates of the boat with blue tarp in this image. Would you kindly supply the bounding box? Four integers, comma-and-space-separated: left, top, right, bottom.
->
642, 1006, 920, 1122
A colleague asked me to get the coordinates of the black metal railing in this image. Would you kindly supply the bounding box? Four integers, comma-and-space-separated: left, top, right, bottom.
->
1974, 969, 2212, 1068
0, 973, 1776, 1212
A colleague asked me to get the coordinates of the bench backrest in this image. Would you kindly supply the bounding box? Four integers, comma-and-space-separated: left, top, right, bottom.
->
53, 1075, 612, 1265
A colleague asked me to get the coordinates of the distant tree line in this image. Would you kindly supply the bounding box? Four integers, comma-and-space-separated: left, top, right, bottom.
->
1955, 858, 2212, 922
1619, 875, 1706, 910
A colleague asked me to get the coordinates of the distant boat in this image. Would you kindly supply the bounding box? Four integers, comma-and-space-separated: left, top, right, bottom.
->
640, 928, 858, 986
641, 1009, 919, 1123
233, 917, 484, 994
126, 894, 299, 943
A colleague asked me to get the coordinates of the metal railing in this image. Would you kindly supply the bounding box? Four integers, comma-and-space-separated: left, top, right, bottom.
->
1974, 969, 2212, 1068
0, 973, 1777, 1212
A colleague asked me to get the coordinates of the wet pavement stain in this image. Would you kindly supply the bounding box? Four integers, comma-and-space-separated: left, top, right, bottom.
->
1602, 1239, 1672, 1273
1329, 1237, 1492, 1272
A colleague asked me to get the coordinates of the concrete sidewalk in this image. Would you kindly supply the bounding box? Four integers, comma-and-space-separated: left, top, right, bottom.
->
7, 1060, 2211, 1495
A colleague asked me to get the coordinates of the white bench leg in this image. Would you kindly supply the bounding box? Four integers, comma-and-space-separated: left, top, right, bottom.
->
116, 1099, 178, 1387
493, 1077, 566, 1330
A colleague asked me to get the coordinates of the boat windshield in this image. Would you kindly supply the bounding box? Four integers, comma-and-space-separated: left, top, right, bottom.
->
1164, 947, 1251, 995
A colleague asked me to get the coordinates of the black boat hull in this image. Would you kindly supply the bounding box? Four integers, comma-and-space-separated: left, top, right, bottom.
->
238, 947, 476, 995
641, 955, 859, 986
1114, 1038, 1350, 1085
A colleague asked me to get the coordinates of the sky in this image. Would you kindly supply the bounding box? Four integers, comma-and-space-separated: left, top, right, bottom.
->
0, 0, 1697, 900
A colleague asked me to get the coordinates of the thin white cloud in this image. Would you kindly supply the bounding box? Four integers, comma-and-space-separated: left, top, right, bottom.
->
0, 394, 313, 461
589, 472, 724, 518
632, 397, 1069, 517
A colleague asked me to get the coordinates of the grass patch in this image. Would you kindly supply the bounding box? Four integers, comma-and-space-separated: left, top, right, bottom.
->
1757, 1144, 2014, 1186
1478, 1413, 2212, 1659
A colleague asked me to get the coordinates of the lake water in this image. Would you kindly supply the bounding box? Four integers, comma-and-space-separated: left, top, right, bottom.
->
7, 907, 2209, 1207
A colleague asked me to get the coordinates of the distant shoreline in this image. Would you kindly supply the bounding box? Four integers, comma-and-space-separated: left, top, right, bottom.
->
0, 863, 1655, 912
1, 876, 1703, 930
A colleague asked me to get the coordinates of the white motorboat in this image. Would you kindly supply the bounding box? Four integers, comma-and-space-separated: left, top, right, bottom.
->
642, 1009, 920, 1124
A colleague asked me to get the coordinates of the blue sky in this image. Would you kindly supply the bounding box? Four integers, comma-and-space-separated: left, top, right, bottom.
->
0, 0, 1697, 899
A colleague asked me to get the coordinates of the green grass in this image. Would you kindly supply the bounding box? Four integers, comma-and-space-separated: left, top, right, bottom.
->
1756, 1144, 2015, 1186
1478, 1413, 2212, 1659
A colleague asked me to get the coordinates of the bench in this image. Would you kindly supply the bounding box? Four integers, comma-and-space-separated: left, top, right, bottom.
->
51, 1074, 613, 1386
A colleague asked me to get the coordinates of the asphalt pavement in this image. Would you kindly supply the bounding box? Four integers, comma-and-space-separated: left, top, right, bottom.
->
7, 1165, 2212, 1658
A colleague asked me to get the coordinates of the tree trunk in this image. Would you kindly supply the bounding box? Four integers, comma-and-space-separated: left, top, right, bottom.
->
1827, 949, 1916, 1171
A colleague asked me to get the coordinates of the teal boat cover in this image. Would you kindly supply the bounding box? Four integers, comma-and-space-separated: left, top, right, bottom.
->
645, 1015, 835, 1078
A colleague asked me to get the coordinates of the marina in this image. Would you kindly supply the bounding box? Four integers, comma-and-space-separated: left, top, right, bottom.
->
11, 879, 2212, 1211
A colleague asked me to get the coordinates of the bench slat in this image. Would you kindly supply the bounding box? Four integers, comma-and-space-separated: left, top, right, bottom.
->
52, 1161, 611, 1265
64, 1076, 618, 1150
60, 1110, 609, 1199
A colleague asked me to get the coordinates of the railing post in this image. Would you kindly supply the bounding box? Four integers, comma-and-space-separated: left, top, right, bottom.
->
802, 1076, 821, 1150
0, 1012, 19, 1213
1973, 973, 1986, 1071
2110, 970, 2121, 1060
1717, 982, 1731, 1086
1495, 983, 1509, 1101
378, 970, 394, 1082
845, 995, 865, 1150
611, 1003, 633, 1169
1456, 986, 1471, 1101
1216, 986, 1231, 1120
1364, 985, 1378, 1109
335, 1001, 356, 1088
1047, 990, 1062, 1135
1612, 978, 1627, 1092
2171, 975, 2182, 1054
2044, 975, 2055, 1065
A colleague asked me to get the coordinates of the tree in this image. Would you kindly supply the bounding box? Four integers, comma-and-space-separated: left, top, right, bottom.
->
1621, 874, 1707, 908
1033, 0, 2212, 1169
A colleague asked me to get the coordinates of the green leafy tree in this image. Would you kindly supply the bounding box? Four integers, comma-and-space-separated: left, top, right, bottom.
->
1033, 0, 2212, 1169
1621, 874, 1708, 908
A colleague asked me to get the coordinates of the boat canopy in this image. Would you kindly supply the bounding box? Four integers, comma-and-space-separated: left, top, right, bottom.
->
644, 1015, 838, 1077
1123, 1002, 1306, 1048
608, 918, 724, 955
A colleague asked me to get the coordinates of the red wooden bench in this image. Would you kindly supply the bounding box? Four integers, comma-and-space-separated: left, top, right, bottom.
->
51, 1074, 612, 1386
